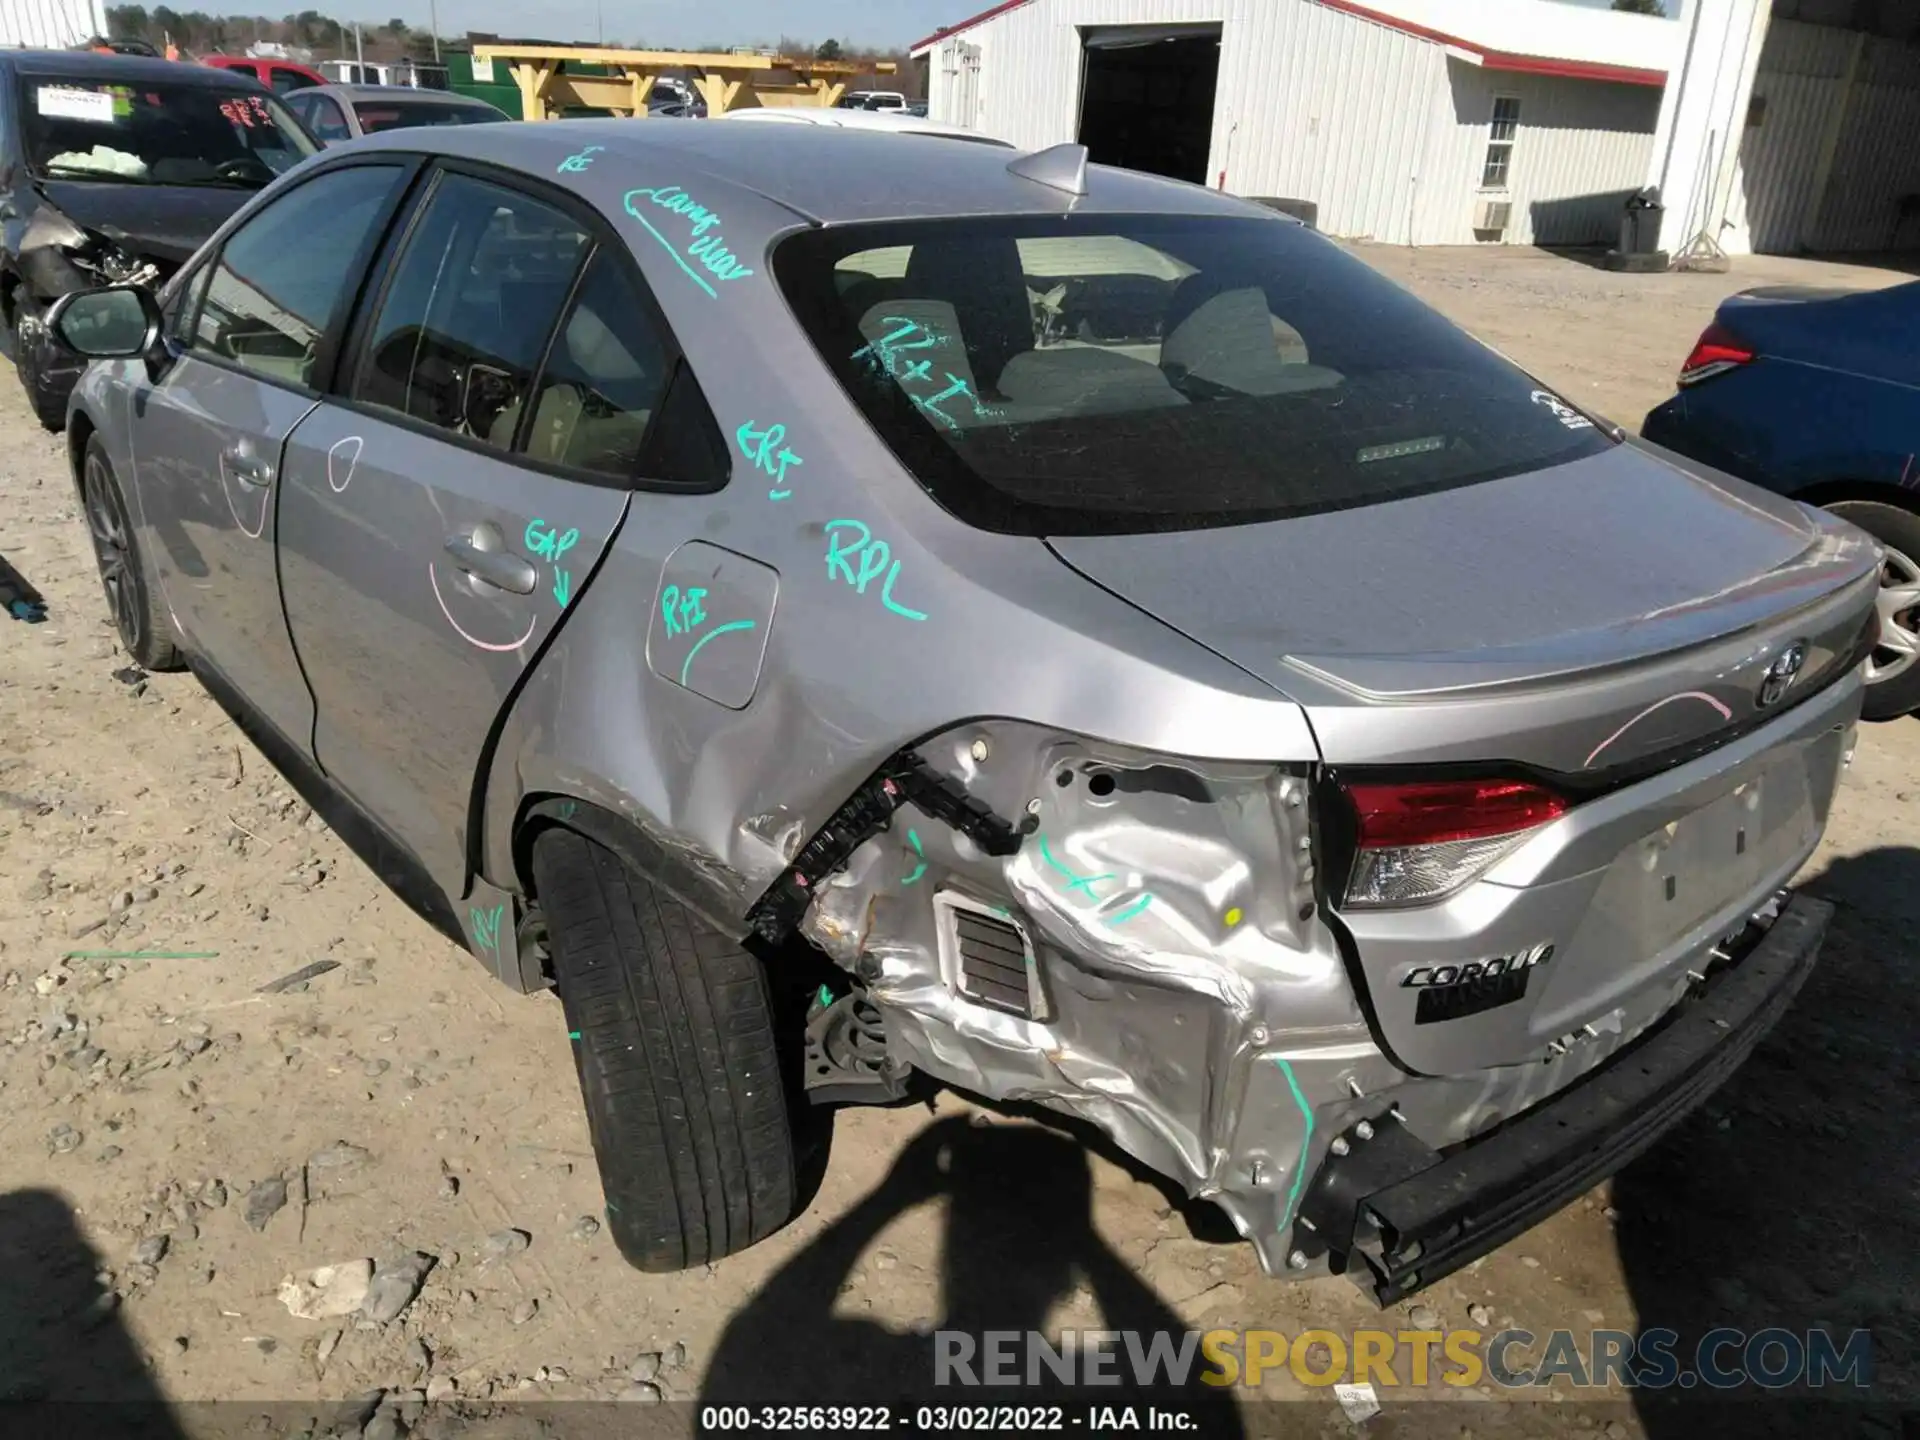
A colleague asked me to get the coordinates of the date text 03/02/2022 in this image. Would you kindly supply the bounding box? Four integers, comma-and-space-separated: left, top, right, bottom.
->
699, 1405, 1199, 1432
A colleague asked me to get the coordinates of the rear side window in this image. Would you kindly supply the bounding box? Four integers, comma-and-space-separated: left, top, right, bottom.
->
516, 250, 672, 479
353, 172, 589, 449
193, 163, 404, 388
269, 67, 317, 94
776, 215, 1613, 535
353, 101, 498, 132
300, 92, 352, 143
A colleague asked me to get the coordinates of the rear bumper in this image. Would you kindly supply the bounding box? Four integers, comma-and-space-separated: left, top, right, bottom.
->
1297, 891, 1832, 1305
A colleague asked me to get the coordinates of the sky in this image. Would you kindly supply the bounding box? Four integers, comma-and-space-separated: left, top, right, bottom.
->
333, 0, 966, 52
326, 0, 1640, 57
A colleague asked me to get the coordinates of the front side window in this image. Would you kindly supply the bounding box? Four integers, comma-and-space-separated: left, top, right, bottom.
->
20, 74, 316, 187
270, 67, 319, 94
1482, 96, 1520, 189
776, 214, 1612, 536
352, 100, 500, 133
353, 172, 589, 449
193, 164, 404, 387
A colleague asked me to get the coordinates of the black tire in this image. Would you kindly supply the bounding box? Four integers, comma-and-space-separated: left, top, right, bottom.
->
532, 827, 798, 1270
1826, 499, 1920, 722
80, 435, 183, 672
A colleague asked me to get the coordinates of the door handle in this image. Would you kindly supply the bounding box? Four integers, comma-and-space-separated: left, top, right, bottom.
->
445, 530, 538, 595
220, 443, 272, 487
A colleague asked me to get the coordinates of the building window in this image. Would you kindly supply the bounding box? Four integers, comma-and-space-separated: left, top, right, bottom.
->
1482, 96, 1520, 188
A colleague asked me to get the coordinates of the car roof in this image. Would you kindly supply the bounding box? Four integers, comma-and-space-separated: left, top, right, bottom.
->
3, 49, 260, 88
347, 117, 1264, 227
324, 84, 497, 104
717, 108, 1008, 146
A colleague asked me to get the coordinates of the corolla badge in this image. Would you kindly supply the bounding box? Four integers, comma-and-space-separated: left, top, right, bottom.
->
1757, 641, 1808, 710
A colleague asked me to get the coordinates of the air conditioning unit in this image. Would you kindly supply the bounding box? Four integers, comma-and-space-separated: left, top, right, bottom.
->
1475, 199, 1512, 233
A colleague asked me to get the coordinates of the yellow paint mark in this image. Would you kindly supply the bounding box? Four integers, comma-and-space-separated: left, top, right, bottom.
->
1225, 907, 1244, 927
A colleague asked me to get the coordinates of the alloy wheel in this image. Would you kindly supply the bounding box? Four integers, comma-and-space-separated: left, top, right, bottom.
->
82, 452, 144, 655
1866, 545, 1920, 686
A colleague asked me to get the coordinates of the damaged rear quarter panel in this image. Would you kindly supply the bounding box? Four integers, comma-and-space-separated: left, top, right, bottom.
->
478, 180, 1320, 933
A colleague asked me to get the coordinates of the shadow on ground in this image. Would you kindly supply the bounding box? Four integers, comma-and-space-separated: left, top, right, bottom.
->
1615, 845, 1920, 1439
1802, 251, 1920, 279
1, 549, 47, 621
0, 1186, 185, 1434
698, 1115, 1246, 1435
1537, 244, 1625, 273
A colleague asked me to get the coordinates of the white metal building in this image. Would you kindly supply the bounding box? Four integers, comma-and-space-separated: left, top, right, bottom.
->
1, 0, 109, 49
914, 0, 1920, 259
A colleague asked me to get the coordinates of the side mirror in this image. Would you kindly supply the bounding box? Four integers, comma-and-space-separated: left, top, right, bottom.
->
46, 285, 162, 360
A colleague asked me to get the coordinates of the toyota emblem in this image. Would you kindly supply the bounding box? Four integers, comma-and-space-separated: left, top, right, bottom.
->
1757, 642, 1808, 710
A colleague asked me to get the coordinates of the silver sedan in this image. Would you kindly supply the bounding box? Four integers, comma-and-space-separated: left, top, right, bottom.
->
49, 119, 1878, 1299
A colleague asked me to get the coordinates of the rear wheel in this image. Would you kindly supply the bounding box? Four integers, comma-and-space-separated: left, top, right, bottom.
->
1826, 499, 1920, 721
532, 827, 799, 1270
81, 436, 182, 672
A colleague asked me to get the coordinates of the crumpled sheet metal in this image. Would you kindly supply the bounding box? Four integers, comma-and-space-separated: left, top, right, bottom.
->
799, 721, 1386, 1273
798, 718, 1699, 1276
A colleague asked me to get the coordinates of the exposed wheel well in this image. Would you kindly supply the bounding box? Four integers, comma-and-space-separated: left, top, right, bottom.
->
509, 793, 726, 923
66, 412, 95, 501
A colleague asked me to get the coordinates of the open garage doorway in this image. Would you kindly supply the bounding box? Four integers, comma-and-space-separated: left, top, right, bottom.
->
1733, 1, 1920, 257
1077, 25, 1221, 184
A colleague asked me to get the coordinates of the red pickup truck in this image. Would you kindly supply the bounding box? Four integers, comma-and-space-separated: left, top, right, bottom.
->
200, 54, 328, 94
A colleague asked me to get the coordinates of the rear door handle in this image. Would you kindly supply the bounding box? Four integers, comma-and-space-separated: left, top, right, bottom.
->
220, 443, 272, 487
445, 530, 538, 595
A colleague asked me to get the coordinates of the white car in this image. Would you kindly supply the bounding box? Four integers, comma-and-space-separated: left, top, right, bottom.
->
715, 106, 1010, 146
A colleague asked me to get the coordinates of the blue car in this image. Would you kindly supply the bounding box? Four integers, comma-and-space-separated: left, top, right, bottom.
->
1644, 281, 1920, 721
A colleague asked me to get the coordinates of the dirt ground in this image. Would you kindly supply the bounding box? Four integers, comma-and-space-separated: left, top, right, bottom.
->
0, 245, 1915, 1439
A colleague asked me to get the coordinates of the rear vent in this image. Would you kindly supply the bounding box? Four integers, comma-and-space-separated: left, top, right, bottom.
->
935, 893, 1045, 1020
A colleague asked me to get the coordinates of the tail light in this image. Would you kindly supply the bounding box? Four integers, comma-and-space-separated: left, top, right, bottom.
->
1677, 323, 1755, 387
1340, 778, 1567, 908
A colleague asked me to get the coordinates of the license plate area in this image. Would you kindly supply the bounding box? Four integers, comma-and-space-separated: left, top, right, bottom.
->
1635, 763, 1815, 949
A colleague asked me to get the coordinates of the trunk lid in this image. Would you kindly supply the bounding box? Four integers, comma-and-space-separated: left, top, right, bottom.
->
1049, 442, 1879, 1075
1047, 441, 1875, 775
1728, 284, 1862, 304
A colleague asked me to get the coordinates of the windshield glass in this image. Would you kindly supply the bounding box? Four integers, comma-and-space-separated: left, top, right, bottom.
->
22, 76, 316, 187
775, 215, 1614, 536
352, 100, 497, 132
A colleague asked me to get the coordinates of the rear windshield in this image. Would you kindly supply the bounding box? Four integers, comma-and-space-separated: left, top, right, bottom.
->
20, 75, 315, 188
775, 215, 1614, 535
353, 100, 498, 132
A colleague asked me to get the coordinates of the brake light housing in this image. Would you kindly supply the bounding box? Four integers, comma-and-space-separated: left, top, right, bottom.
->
1339, 778, 1568, 908
1677, 322, 1755, 387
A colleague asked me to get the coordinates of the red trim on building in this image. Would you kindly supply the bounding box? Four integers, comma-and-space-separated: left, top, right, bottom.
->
1309, 0, 1666, 88
911, 0, 1666, 87
911, 0, 1036, 54
1310, 0, 1461, 51
1480, 52, 1665, 86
